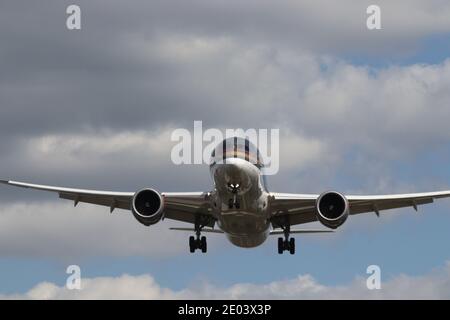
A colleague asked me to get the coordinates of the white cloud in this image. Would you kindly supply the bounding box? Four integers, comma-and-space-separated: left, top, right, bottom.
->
4, 262, 450, 299
0, 121, 331, 193
18, 127, 327, 174
136, 32, 450, 160
279, 132, 331, 171
10, 127, 176, 173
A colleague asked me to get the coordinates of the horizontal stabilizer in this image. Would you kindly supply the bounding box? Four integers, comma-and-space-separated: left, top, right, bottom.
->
270, 229, 334, 235
169, 227, 224, 234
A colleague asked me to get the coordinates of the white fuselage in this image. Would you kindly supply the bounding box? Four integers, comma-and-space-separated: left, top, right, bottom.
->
210, 157, 271, 248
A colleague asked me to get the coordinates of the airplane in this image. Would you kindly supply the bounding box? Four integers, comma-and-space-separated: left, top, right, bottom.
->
2, 136, 450, 254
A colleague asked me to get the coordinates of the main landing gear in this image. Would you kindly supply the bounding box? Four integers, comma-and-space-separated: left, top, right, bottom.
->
189, 219, 207, 253
277, 225, 295, 255
189, 235, 207, 253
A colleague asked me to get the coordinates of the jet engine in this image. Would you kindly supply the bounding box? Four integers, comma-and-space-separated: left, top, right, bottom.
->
315, 191, 349, 229
132, 188, 164, 226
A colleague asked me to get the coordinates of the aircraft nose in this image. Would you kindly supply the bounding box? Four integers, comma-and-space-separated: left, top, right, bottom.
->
212, 158, 255, 195
222, 162, 254, 193
223, 163, 243, 183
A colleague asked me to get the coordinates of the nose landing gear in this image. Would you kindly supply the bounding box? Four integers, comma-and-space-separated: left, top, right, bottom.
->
227, 183, 241, 209
228, 196, 241, 209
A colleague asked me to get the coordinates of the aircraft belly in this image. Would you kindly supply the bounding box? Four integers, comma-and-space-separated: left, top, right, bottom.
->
218, 214, 270, 248
226, 231, 268, 248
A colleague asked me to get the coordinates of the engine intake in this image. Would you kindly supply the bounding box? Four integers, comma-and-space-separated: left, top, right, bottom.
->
132, 188, 164, 226
316, 191, 349, 229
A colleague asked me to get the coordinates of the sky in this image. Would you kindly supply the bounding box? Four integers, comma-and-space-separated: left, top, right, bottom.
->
1, 0, 450, 299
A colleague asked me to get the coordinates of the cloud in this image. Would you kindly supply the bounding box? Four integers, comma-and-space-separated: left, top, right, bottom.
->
0, 126, 329, 201
0, 201, 225, 259
2, 20, 450, 155
4, 262, 450, 299
2, 0, 450, 137
5, 54, 450, 195
2, 0, 450, 171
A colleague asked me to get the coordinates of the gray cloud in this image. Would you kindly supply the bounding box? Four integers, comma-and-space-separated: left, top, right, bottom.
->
0, 200, 226, 259
2, 50, 450, 198
2, 0, 450, 136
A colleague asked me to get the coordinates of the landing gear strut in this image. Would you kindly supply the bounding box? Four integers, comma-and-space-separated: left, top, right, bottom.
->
228, 196, 240, 209
189, 220, 207, 253
277, 225, 295, 255
227, 183, 241, 209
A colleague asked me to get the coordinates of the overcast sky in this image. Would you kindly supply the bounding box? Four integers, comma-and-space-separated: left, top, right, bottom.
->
1, 0, 450, 298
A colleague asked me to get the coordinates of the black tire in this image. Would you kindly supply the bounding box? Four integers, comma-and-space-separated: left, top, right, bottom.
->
201, 236, 207, 253
278, 238, 284, 254
289, 238, 295, 255
189, 236, 196, 253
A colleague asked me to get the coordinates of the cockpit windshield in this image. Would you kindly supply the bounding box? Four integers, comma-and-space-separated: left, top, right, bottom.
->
210, 137, 264, 168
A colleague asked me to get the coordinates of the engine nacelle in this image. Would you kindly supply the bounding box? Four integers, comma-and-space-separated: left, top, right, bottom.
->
315, 191, 349, 229
132, 188, 164, 226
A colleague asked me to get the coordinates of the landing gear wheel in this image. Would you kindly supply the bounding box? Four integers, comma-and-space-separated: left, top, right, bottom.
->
188, 235, 207, 253
189, 236, 196, 253
228, 198, 241, 209
228, 198, 234, 209
201, 236, 207, 253
289, 238, 295, 255
278, 238, 284, 254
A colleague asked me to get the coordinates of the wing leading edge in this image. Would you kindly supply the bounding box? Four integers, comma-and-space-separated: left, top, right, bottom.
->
0, 180, 214, 226
3, 180, 450, 228
270, 190, 450, 226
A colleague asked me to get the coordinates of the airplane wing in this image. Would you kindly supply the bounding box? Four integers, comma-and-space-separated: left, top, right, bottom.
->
0, 180, 215, 227
269, 190, 450, 226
